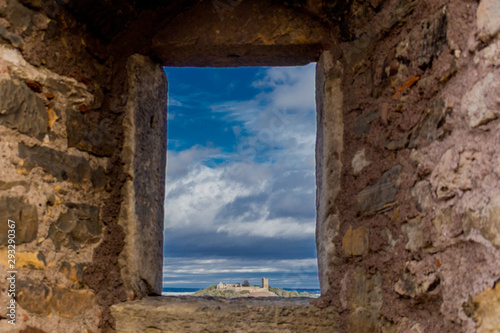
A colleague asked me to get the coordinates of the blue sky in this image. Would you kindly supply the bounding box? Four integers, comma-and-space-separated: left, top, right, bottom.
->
163, 64, 319, 289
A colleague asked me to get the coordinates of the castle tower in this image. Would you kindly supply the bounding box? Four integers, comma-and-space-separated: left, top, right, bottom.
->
262, 278, 269, 290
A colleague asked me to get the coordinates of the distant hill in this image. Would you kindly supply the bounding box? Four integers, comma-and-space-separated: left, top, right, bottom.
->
192, 285, 316, 298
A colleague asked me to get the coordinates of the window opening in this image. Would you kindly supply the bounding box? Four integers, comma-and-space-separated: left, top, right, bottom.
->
163, 65, 319, 297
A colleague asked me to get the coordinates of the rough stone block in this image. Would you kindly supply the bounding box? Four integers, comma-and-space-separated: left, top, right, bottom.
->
477, 0, 500, 41
0, 196, 38, 245
354, 111, 378, 139
416, 7, 447, 69
151, 1, 329, 66
396, 6, 448, 69
342, 226, 370, 256
462, 190, 500, 248
431, 149, 487, 200
18, 144, 92, 184
0, 249, 45, 269
409, 180, 434, 213
0, 77, 47, 139
402, 217, 429, 252
467, 283, 500, 333
315, 50, 344, 295
347, 269, 382, 332
59, 261, 88, 284
48, 203, 101, 250
408, 99, 447, 148
462, 71, 500, 128
17, 279, 96, 319
0, 179, 28, 190
19, 327, 47, 333
66, 110, 117, 157
0, 24, 24, 49
118, 54, 167, 296
394, 261, 440, 299
356, 165, 402, 213
352, 149, 371, 176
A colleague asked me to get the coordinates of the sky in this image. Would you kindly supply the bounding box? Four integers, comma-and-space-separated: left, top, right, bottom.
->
163, 64, 319, 290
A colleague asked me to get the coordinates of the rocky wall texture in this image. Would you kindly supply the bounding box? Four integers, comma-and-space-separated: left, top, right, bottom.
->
315, 0, 500, 332
1, 0, 499, 332
111, 296, 340, 333
0, 0, 130, 332
118, 54, 167, 298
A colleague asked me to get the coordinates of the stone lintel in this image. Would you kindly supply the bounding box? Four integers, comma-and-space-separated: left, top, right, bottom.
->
151, 1, 329, 67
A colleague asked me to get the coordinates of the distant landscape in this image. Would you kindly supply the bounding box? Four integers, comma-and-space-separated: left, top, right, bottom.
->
192, 284, 317, 298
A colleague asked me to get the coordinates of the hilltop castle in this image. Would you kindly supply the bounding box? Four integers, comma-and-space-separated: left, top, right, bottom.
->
217, 278, 269, 293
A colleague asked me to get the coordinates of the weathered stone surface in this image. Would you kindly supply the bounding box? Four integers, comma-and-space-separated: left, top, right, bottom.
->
416, 7, 447, 69
462, 71, 500, 128
467, 283, 500, 333
394, 261, 440, 299
396, 6, 447, 69
66, 110, 117, 157
378, 0, 418, 32
352, 149, 371, 176
402, 217, 429, 252
19, 327, 48, 333
111, 296, 340, 333
118, 54, 167, 297
0, 0, 33, 34
0, 249, 45, 269
477, 0, 500, 41
354, 110, 378, 139
409, 99, 447, 148
17, 279, 96, 319
0, 78, 47, 139
0, 45, 94, 112
48, 203, 101, 250
394, 271, 439, 299
341, 32, 378, 72
0, 179, 28, 190
59, 261, 88, 284
0, 196, 38, 245
385, 135, 408, 151
151, 1, 329, 66
342, 226, 369, 256
432, 208, 462, 246
90, 166, 107, 191
347, 269, 382, 333
18, 144, 91, 184
463, 190, 500, 248
409, 180, 434, 213
356, 165, 402, 213
0, 24, 24, 48
430, 149, 487, 200
315, 51, 344, 295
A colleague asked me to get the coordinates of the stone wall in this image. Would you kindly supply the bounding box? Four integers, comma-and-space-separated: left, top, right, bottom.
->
0, 1, 113, 330
0, 1, 167, 332
314, 0, 500, 331
0, 0, 499, 332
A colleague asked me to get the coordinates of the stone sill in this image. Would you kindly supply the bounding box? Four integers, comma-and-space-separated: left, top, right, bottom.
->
111, 296, 339, 333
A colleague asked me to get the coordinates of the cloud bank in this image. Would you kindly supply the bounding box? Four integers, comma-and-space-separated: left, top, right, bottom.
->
163, 64, 318, 289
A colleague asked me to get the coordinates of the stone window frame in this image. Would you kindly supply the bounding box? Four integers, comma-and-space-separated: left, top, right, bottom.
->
118, 47, 341, 301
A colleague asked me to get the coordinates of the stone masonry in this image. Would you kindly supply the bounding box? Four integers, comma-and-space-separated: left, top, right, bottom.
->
0, 0, 499, 332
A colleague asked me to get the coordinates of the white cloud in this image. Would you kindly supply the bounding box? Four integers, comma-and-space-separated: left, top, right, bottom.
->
164, 64, 317, 257
166, 145, 225, 180
216, 218, 314, 238
168, 98, 183, 107
163, 258, 318, 277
